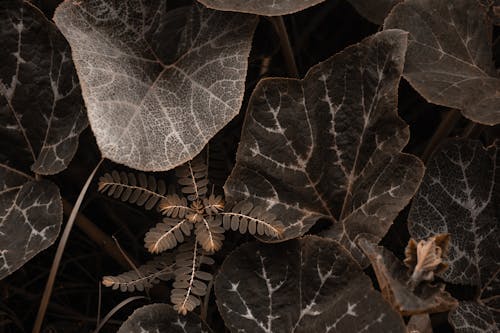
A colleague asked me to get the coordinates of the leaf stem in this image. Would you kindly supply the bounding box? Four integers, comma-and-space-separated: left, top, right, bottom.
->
270, 16, 299, 78
33, 158, 104, 333
421, 109, 462, 162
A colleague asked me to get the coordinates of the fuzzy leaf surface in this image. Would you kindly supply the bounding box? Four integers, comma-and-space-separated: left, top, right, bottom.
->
0, 166, 62, 279
385, 0, 500, 125
197, 0, 325, 16
347, 0, 402, 24
225, 30, 424, 263
117, 303, 212, 333
215, 236, 405, 333
0, 0, 87, 175
54, 1, 257, 171
408, 139, 499, 331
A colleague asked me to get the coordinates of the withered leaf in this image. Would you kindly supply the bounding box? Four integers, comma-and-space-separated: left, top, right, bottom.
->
384, 0, 500, 125
54, 1, 257, 171
225, 30, 424, 264
117, 303, 212, 333
347, 0, 402, 24
0, 166, 62, 279
407, 314, 433, 333
0, 0, 87, 175
408, 139, 499, 331
215, 236, 406, 333
358, 237, 458, 316
197, 0, 325, 16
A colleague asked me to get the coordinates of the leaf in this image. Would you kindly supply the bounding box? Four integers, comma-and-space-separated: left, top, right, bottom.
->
449, 302, 498, 333
117, 303, 212, 333
384, 0, 500, 125
215, 236, 406, 333
407, 139, 499, 331
197, 0, 326, 16
54, 1, 257, 171
407, 314, 433, 333
346, 0, 403, 24
358, 237, 458, 316
224, 29, 424, 264
0, 166, 62, 279
0, 0, 87, 174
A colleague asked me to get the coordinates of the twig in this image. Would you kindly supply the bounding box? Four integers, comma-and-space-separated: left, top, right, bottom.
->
270, 16, 299, 78
33, 159, 104, 333
421, 109, 462, 162
93, 296, 145, 333
63, 199, 135, 269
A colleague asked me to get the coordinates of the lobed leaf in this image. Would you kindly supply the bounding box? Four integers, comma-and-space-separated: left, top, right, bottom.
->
215, 236, 406, 333
54, 0, 257, 171
197, 0, 326, 16
385, 0, 500, 125
225, 29, 424, 264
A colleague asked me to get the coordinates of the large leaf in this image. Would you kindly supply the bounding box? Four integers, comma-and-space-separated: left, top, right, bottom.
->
347, 0, 402, 24
225, 30, 424, 264
0, 166, 62, 279
384, 0, 500, 125
197, 0, 325, 16
54, 1, 257, 171
215, 236, 405, 332
117, 303, 212, 333
0, 0, 87, 175
408, 139, 499, 331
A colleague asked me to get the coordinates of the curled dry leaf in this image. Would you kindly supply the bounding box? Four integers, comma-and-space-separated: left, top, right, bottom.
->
197, 0, 326, 16
54, 0, 257, 171
215, 236, 406, 333
346, 0, 403, 24
225, 29, 424, 265
385, 0, 500, 125
358, 237, 458, 316
117, 303, 212, 333
407, 139, 499, 331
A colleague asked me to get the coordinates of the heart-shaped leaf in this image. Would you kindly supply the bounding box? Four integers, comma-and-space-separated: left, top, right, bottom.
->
408, 139, 499, 331
0, 0, 87, 175
225, 29, 424, 264
118, 303, 212, 333
197, 0, 325, 16
54, 1, 257, 171
0, 0, 83, 279
347, 0, 402, 24
0, 166, 62, 279
384, 0, 500, 125
215, 236, 406, 333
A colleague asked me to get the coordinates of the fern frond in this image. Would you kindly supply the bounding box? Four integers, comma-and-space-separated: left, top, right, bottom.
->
222, 201, 283, 238
195, 216, 225, 253
175, 157, 209, 201
203, 194, 224, 215
171, 242, 214, 315
98, 171, 167, 210
144, 218, 193, 253
102, 254, 174, 292
159, 194, 191, 218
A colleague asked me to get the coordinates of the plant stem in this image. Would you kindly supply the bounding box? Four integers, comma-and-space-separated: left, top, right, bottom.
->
270, 16, 299, 78
421, 109, 462, 162
33, 158, 104, 333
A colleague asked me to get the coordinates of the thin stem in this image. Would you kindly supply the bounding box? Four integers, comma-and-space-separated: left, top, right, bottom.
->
93, 296, 145, 333
270, 16, 299, 78
33, 158, 104, 333
421, 109, 462, 162
462, 122, 484, 139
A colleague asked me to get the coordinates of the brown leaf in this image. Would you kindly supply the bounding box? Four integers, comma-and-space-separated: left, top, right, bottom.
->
197, 0, 326, 16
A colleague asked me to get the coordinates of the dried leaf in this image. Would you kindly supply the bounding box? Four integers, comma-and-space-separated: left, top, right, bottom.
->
407, 314, 433, 333
407, 139, 499, 331
0, 166, 62, 279
358, 237, 458, 315
225, 30, 424, 264
347, 0, 403, 24
197, 0, 325, 16
215, 236, 406, 333
117, 303, 212, 333
54, 1, 257, 171
0, 0, 87, 175
384, 0, 500, 125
